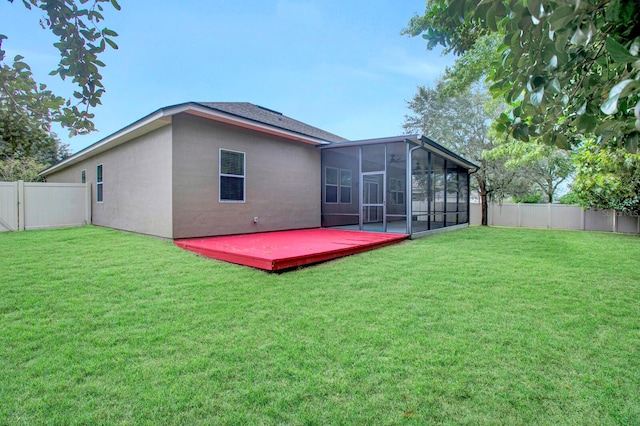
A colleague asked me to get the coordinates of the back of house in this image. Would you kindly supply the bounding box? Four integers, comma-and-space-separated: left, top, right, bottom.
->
42, 102, 477, 239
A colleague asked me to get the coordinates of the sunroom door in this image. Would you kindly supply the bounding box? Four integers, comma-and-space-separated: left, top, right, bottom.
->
361, 172, 385, 232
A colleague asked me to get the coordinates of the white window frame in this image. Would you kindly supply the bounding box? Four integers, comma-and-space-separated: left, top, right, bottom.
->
340, 169, 352, 204
219, 148, 246, 203
81, 169, 86, 184
325, 167, 352, 205
96, 164, 103, 203
390, 177, 405, 205
325, 166, 339, 204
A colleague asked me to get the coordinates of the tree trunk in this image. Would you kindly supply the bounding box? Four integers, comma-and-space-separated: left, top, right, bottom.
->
477, 177, 489, 226
481, 191, 488, 226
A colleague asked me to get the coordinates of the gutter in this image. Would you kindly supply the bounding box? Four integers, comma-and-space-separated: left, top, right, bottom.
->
409, 134, 426, 157
418, 135, 479, 172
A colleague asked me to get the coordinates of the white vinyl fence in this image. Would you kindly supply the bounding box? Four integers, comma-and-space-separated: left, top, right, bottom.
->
0, 180, 91, 232
471, 203, 640, 234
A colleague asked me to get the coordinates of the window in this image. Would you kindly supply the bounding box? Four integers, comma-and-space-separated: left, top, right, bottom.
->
325, 167, 338, 203
389, 178, 404, 205
325, 167, 352, 204
81, 169, 86, 184
219, 149, 245, 202
96, 164, 103, 203
340, 169, 351, 203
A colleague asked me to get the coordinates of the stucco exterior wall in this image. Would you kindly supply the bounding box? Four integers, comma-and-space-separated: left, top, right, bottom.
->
46, 125, 173, 238
172, 113, 321, 238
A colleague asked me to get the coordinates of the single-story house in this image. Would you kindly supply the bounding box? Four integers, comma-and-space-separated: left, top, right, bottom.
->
41, 102, 477, 239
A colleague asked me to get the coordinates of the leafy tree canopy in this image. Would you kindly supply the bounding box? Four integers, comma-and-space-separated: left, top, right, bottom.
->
0, 155, 48, 181
405, 0, 640, 152
571, 139, 640, 214
0, 103, 69, 165
0, 0, 121, 137
0, 101, 70, 181
485, 140, 573, 202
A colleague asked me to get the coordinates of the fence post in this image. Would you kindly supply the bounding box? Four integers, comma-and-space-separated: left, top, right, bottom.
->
612, 210, 617, 233
548, 203, 552, 229
17, 180, 25, 231
517, 203, 522, 228
85, 183, 92, 225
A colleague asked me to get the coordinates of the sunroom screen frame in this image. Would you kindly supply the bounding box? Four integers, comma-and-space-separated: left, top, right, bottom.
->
320, 135, 478, 238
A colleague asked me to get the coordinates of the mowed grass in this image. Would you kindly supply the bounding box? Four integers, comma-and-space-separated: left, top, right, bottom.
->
1, 226, 639, 425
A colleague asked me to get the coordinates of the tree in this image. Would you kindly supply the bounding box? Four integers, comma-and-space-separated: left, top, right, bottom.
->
571, 139, 640, 214
522, 149, 572, 203
403, 82, 532, 225
485, 141, 573, 203
1, 0, 121, 136
0, 156, 48, 181
0, 103, 69, 164
0, 102, 70, 181
406, 0, 640, 152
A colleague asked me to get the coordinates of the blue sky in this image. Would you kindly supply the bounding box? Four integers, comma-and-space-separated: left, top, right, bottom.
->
2, 0, 454, 154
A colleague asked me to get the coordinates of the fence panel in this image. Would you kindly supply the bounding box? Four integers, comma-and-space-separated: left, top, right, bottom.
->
0, 182, 18, 231
550, 204, 583, 230
490, 204, 520, 227
520, 204, 549, 228
616, 212, 640, 234
0, 181, 90, 231
470, 203, 482, 225
23, 182, 89, 230
470, 203, 639, 234
585, 209, 614, 232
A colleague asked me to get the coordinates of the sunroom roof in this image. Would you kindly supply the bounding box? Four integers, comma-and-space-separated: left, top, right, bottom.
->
321, 134, 479, 172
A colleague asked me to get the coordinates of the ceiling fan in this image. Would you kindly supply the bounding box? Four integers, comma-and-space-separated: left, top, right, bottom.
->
388, 154, 404, 164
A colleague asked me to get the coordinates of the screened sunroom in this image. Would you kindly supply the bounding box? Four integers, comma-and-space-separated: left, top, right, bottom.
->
320, 135, 478, 238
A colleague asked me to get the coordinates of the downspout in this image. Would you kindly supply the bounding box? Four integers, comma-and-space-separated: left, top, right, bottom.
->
407, 136, 426, 237
468, 167, 479, 225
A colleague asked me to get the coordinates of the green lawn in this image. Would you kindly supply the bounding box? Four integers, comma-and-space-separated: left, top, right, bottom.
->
1, 226, 639, 425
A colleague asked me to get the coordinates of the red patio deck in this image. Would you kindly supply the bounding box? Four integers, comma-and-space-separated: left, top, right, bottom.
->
174, 228, 408, 271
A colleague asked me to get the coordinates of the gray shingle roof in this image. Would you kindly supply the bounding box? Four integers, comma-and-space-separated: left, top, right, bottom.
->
196, 102, 349, 143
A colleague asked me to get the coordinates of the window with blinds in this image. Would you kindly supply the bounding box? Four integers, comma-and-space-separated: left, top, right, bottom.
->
219, 149, 245, 202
